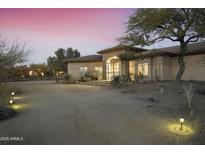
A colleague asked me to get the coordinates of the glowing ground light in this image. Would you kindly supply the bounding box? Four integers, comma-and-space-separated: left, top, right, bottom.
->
168, 124, 194, 135
9, 100, 13, 104
11, 92, 15, 96
12, 104, 27, 110
12, 104, 20, 110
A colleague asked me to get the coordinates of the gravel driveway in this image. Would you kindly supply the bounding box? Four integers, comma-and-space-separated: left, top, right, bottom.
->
0, 81, 191, 144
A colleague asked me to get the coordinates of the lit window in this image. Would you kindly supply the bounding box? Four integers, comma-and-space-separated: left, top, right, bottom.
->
29, 71, 33, 76
138, 63, 148, 76
80, 67, 88, 77
95, 67, 102, 73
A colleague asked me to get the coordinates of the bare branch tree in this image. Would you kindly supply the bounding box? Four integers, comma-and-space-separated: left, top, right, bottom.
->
0, 37, 31, 69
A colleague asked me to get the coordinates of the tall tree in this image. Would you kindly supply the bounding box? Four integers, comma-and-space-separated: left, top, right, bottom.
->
47, 48, 80, 74
54, 48, 66, 72
65, 48, 80, 59
0, 39, 30, 68
47, 56, 57, 74
119, 9, 205, 81
0, 37, 30, 81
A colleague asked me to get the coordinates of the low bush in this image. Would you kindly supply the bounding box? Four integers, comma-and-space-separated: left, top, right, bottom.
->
0, 83, 19, 120
62, 74, 74, 84
84, 71, 98, 80
79, 76, 91, 82
54, 76, 61, 83
0, 105, 16, 120
111, 75, 130, 88
0, 83, 11, 105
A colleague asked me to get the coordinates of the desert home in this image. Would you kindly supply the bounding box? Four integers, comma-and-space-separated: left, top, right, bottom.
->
65, 42, 205, 81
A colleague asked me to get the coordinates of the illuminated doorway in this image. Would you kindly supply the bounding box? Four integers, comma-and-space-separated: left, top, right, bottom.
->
106, 56, 121, 80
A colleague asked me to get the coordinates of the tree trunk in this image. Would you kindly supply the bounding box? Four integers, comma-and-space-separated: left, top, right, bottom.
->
176, 55, 185, 81
176, 42, 187, 82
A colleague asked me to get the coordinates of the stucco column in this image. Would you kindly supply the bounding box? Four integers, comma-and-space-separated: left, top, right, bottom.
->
121, 60, 129, 77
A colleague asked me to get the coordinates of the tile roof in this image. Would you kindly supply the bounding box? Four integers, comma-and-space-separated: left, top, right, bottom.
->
97, 45, 147, 54
150, 41, 205, 56
64, 55, 102, 63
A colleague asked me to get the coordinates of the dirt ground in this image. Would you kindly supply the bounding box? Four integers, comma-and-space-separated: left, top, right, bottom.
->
120, 81, 205, 144
0, 81, 204, 144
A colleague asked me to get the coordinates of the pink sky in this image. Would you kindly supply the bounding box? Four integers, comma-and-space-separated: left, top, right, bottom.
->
0, 8, 135, 64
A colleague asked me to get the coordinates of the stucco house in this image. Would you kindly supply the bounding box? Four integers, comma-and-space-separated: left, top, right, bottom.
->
65, 42, 205, 81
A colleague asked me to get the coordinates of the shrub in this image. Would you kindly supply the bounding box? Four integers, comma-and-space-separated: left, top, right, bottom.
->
0, 105, 16, 120
54, 76, 61, 83
0, 83, 11, 105
111, 75, 130, 88
0, 84, 21, 105
79, 76, 92, 82
84, 71, 98, 80
9, 86, 21, 95
0, 83, 18, 120
62, 74, 73, 84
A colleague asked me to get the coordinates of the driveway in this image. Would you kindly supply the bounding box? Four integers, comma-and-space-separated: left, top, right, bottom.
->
0, 81, 187, 144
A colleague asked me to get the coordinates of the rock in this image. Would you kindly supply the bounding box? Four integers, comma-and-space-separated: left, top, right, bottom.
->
148, 97, 154, 102
143, 103, 153, 108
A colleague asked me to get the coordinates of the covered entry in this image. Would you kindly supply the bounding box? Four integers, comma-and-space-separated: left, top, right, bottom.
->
106, 56, 121, 80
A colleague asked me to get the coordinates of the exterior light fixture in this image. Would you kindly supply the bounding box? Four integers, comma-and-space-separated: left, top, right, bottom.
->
180, 118, 184, 130
9, 99, 13, 104
11, 92, 15, 97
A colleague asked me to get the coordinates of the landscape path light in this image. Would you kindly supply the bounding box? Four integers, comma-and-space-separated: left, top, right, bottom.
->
180, 118, 184, 130
11, 92, 15, 97
9, 99, 13, 104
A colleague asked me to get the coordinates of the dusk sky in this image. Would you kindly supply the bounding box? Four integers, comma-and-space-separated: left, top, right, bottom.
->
0, 8, 176, 65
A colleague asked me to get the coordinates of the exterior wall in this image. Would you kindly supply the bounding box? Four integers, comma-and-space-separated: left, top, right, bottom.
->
133, 54, 205, 81
151, 57, 163, 81
133, 56, 172, 81
134, 58, 152, 80
67, 53, 205, 82
67, 62, 103, 80
171, 54, 205, 81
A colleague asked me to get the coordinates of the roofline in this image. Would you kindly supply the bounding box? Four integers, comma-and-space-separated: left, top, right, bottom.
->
97, 45, 147, 54
65, 59, 102, 63
137, 50, 205, 59
171, 50, 205, 57
63, 55, 102, 63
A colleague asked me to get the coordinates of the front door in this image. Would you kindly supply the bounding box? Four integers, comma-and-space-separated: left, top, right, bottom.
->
106, 59, 121, 80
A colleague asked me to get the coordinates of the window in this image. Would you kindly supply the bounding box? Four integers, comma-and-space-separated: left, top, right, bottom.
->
129, 61, 135, 81
95, 67, 102, 73
138, 63, 148, 76
106, 57, 121, 80
80, 67, 88, 77
95, 67, 103, 80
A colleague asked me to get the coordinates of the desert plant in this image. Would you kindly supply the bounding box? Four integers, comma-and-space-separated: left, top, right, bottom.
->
182, 83, 194, 117
55, 76, 61, 83
111, 75, 130, 88
138, 71, 144, 82
62, 74, 73, 84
